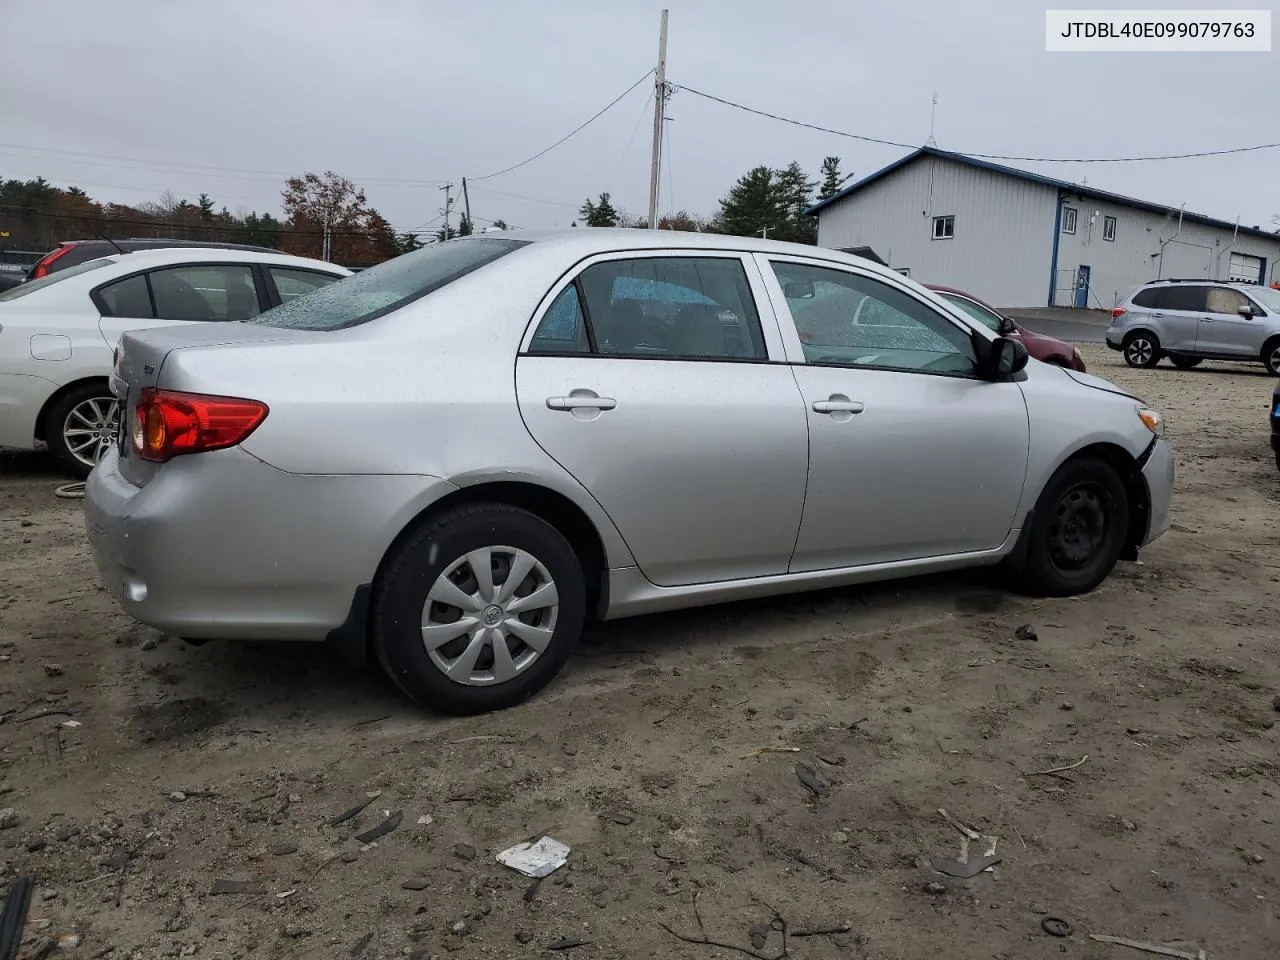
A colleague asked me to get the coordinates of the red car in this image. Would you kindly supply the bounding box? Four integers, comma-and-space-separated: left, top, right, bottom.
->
927, 284, 1086, 372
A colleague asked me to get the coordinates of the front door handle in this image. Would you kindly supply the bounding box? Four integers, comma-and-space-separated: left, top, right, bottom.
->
1201, 317, 1214, 323
547, 395, 616, 411
812, 397, 865, 415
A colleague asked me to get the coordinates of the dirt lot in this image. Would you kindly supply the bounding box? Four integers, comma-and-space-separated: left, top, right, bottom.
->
1, 345, 1277, 960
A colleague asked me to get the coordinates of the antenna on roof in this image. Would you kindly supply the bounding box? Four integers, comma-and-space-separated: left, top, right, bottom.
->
925, 91, 938, 148
95, 233, 124, 255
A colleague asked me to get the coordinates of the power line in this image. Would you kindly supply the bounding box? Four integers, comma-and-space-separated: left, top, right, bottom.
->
607, 85, 655, 195
673, 83, 1280, 163
468, 69, 655, 181
467, 184, 580, 210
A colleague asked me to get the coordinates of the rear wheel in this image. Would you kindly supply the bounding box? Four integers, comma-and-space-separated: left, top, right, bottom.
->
1015, 457, 1130, 597
1122, 331, 1160, 368
1169, 355, 1202, 370
1262, 337, 1280, 377
43, 382, 119, 479
371, 503, 586, 715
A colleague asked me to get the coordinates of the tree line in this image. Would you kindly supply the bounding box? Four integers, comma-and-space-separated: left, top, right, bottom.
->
0, 155, 851, 267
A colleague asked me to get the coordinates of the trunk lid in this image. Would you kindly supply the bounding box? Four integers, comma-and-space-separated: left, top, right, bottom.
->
110, 322, 317, 486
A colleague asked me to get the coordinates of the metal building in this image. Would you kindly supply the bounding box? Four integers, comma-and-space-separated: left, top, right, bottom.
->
808, 147, 1280, 309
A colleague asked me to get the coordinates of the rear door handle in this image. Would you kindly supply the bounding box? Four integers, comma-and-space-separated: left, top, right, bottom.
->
547, 395, 616, 411
1201, 316, 1215, 322
812, 398, 864, 414
1150, 312, 1165, 319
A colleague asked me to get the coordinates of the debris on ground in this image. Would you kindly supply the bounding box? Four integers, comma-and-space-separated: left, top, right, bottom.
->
1041, 917, 1073, 937
795, 763, 830, 797
547, 938, 590, 951
0, 809, 18, 830
930, 853, 1002, 878
1088, 934, 1207, 959
496, 836, 570, 878
1015, 624, 1038, 642
745, 746, 800, 758
354, 810, 402, 844
328, 792, 381, 827
209, 879, 266, 896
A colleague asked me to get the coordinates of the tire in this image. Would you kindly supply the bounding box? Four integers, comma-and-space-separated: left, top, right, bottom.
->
1263, 337, 1280, 377
43, 382, 119, 479
1015, 457, 1130, 597
1169, 355, 1202, 370
1122, 331, 1160, 368
370, 502, 586, 715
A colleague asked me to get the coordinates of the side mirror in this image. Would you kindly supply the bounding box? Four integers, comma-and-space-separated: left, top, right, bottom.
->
784, 280, 815, 299
1238, 304, 1257, 318
999, 316, 1017, 335
976, 335, 1029, 380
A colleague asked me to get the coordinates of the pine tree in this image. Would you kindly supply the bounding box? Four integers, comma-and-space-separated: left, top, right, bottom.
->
716, 166, 787, 239
579, 193, 619, 227
457, 213, 474, 237
818, 157, 844, 200
774, 161, 816, 244
197, 193, 215, 222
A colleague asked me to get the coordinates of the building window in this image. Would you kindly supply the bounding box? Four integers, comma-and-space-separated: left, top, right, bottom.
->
1103, 215, 1117, 242
932, 215, 955, 240
1062, 207, 1078, 235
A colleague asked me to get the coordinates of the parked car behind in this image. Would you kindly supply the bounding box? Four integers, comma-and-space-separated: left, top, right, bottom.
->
927, 285, 1086, 371
1106, 278, 1280, 375
24, 238, 280, 282
0, 247, 350, 475
86, 230, 1173, 715
0, 265, 26, 293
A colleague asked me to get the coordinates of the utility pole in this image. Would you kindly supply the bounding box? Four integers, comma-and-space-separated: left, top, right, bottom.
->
440, 182, 454, 240
461, 177, 472, 234
321, 212, 331, 261
647, 9, 669, 229
925, 91, 938, 148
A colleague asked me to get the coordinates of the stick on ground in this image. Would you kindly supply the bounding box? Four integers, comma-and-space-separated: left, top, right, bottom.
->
1088, 934, 1202, 959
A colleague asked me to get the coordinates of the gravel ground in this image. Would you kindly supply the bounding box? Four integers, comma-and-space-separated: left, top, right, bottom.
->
0, 345, 1277, 960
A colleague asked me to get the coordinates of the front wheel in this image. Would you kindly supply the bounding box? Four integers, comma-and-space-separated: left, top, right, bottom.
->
371, 503, 586, 715
1122, 331, 1160, 369
1015, 457, 1130, 597
1262, 337, 1280, 377
43, 383, 119, 479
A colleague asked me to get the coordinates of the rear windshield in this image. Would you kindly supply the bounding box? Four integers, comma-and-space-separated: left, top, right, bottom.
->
0, 257, 111, 301
245, 237, 530, 331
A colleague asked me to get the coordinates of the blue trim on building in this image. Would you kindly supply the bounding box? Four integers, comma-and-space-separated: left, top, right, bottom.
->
805, 146, 1280, 242
1259, 257, 1268, 286
1048, 192, 1064, 307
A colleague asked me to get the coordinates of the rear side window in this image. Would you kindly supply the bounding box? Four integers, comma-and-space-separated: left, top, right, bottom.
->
0, 258, 110, 302
269, 266, 342, 303
247, 238, 529, 331
97, 274, 153, 318
1162, 286, 1207, 312
1130, 288, 1166, 309
150, 265, 261, 322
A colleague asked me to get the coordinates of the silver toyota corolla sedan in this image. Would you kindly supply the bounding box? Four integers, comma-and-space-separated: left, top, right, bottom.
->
85, 230, 1174, 714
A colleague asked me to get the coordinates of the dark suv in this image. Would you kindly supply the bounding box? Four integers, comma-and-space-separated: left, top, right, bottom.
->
1272, 380, 1280, 471
25, 238, 278, 282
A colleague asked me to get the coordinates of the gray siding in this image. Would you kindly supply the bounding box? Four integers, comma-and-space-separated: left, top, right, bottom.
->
815, 154, 1280, 309
1053, 199, 1280, 307
815, 156, 1058, 307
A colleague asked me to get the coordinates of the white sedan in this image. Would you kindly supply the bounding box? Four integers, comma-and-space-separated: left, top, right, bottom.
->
0, 247, 350, 475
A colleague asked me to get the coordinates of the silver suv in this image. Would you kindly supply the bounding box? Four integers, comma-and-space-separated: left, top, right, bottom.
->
1106, 279, 1280, 375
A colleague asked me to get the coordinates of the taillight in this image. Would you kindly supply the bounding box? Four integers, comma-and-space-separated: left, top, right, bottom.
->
131, 388, 268, 462
1111, 307, 1127, 320
28, 244, 76, 280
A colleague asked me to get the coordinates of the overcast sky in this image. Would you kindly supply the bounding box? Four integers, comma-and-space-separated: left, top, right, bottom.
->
1, 0, 1277, 234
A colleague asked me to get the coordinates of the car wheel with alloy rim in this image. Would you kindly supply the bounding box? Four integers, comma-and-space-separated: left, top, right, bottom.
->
371, 502, 585, 715
1262, 337, 1280, 376
43, 383, 119, 479
1122, 331, 1160, 369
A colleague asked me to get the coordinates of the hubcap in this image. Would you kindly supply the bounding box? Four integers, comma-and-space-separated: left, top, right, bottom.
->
1270, 346, 1280, 372
421, 545, 558, 687
63, 397, 119, 468
1126, 339, 1152, 365
1047, 484, 1109, 571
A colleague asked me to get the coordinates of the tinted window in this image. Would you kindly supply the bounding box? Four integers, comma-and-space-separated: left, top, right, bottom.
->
1205, 287, 1249, 315
0, 258, 110, 302
269, 266, 342, 303
572, 257, 765, 360
529, 284, 590, 354
1162, 286, 1207, 312
150, 265, 260, 322
247, 238, 528, 331
1131, 288, 1165, 308
97, 274, 153, 318
938, 293, 1004, 333
771, 261, 976, 375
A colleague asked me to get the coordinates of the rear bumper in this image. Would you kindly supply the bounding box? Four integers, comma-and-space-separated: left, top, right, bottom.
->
0, 373, 57, 449
1139, 438, 1175, 546
84, 445, 457, 641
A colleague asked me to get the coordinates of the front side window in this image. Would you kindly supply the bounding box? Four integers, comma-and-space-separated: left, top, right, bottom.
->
932, 215, 955, 240
527, 256, 766, 361
249, 237, 528, 331
1062, 207, 1078, 235
149, 265, 261, 322
770, 261, 977, 375
1205, 287, 1250, 315
269, 266, 343, 304
1103, 215, 1117, 241
938, 292, 1005, 334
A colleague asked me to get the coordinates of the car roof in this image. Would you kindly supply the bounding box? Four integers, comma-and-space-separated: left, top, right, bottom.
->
91, 247, 352, 272
1139, 278, 1256, 289
477, 228, 919, 283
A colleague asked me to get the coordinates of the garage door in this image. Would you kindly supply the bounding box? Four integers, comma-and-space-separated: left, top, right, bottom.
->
1228, 252, 1264, 284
